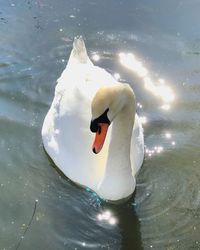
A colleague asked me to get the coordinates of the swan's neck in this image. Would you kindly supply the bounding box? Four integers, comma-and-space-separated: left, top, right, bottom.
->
106, 103, 135, 175
96, 85, 136, 200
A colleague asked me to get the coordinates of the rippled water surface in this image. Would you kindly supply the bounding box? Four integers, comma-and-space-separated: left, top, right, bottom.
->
1, 0, 200, 249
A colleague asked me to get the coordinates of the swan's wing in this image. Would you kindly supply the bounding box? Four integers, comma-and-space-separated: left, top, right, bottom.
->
131, 113, 144, 176
42, 37, 118, 191
41, 68, 114, 191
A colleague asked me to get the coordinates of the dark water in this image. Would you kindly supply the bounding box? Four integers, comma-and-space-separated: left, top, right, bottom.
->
1, 0, 200, 249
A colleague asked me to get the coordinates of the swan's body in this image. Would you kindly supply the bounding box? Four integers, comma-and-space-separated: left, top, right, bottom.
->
42, 37, 144, 201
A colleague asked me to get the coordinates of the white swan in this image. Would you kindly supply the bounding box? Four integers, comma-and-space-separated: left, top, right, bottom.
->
42, 37, 144, 201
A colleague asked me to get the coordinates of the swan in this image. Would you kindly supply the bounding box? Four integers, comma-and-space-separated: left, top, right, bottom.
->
42, 37, 144, 201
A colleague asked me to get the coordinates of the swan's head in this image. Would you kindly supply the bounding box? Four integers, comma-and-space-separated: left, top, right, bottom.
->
90, 84, 134, 154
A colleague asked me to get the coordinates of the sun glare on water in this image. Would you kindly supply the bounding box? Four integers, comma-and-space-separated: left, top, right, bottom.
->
119, 53, 175, 109
97, 210, 117, 225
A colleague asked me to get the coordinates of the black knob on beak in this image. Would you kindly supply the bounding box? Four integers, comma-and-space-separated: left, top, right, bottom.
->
90, 120, 98, 133
90, 108, 110, 133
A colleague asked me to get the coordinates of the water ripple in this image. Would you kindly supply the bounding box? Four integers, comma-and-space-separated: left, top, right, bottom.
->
135, 149, 200, 249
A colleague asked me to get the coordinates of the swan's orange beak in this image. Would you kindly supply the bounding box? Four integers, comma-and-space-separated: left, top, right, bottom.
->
92, 123, 109, 154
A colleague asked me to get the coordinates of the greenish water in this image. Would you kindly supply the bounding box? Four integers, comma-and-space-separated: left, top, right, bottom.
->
0, 0, 200, 249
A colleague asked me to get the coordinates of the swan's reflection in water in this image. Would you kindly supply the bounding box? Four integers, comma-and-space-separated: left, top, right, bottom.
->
98, 194, 143, 250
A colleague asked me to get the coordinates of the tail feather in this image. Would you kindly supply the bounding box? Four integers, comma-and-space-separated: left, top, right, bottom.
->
68, 36, 90, 64
73, 36, 86, 54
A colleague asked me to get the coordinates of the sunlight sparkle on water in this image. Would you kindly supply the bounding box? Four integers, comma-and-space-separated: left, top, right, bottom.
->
97, 214, 103, 221
146, 146, 164, 157
109, 217, 117, 225
92, 54, 100, 61
119, 53, 148, 77
114, 73, 121, 80
137, 102, 143, 109
161, 104, 171, 110
139, 116, 147, 124
119, 53, 175, 104
103, 210, 111, 220
97, 210, 117, 225
165, 133, 171, 139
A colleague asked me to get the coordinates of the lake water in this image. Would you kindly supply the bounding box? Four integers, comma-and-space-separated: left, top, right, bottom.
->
1, 0, 200, 249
